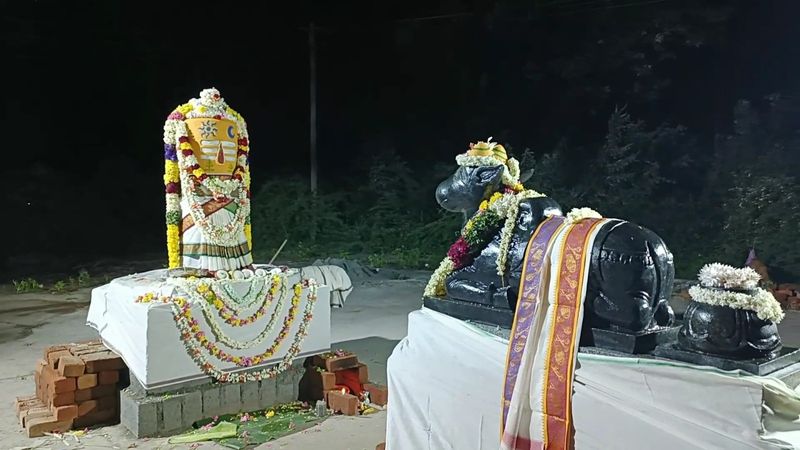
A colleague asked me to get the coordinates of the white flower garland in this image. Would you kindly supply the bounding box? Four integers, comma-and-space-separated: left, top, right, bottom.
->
493, 189, 545, 276
424, 258, 456, 297
688, 285, 784, 323
177, 162, 249, 247
565, 207, 602, 224
169, 274, 279, 315
697, 263, 760, 291
172, 282, 318, 383
195, 282, 289, 350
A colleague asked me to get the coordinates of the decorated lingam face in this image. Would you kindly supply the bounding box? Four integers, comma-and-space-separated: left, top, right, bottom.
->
184, 118, 239, 176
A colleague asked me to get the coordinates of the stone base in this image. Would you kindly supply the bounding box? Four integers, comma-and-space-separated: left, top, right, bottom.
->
653, 344, 800, 376
120, 365, 305, 438
423, 296, 513, 328
588, 326, 680, 354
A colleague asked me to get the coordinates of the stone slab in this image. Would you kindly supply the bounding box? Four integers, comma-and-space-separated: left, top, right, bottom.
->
589, 326, 680, 354
423, 296, 513, 328
653, 344, 800, 376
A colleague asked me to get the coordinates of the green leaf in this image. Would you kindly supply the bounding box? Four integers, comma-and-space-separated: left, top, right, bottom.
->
168, 421, 238, 444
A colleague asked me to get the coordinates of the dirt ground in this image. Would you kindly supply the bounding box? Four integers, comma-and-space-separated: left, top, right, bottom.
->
0, 270, 426, 450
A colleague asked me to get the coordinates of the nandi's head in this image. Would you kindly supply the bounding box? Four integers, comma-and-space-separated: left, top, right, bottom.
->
435, 138, 531, 216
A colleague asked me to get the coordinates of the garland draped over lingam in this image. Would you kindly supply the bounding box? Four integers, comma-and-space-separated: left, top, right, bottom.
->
137, 272, 318, 383
163, 88, 253, 268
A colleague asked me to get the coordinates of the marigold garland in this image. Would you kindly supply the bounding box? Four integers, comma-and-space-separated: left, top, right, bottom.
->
136, 279, 319, 383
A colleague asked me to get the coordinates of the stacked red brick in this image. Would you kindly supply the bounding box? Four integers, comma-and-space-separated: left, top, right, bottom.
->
15, 341, 125, 437
774, 284, 800, 310
308, 352, 388, 416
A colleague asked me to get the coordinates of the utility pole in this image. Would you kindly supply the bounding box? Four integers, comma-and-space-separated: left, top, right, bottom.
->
308, 22, 318, 195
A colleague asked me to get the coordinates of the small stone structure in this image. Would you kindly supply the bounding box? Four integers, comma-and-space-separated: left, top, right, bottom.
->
120, 365, 305, 437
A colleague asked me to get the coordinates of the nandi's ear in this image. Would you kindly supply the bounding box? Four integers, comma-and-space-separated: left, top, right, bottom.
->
473, 165, 504, 186
519, 169, 534, 184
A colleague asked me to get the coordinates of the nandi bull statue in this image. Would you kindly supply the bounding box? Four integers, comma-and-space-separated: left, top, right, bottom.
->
423, 138, 677, 353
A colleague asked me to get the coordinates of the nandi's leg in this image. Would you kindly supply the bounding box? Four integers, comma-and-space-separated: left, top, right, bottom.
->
653, 299, 675, 327
445, 273, 512, 309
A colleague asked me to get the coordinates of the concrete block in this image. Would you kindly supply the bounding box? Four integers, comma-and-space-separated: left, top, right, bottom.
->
201, 385, 221, 418
276, 370, 297, 404
240, 380, 260, 412
159, 394, 183, 435
220, 384, 242, 415
259, 378, 277, 410
120, 388, 158, 438
182, 390, 203, 428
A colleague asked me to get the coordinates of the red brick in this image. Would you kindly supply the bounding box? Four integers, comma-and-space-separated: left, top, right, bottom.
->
77, 399, 97, 417
73, 407, 117, 428
789, 297, 800, 310
358, 363, 369, 384
20, 406, 51, 428
321, 371, 337, 391
98, 370, 119, 385
81, 352, 125, 373
77, 373, 98, 390
328, 391, 359, 416
376, 443, 386, 450
25, 415, 72, 438
48, 374, 77, 394
14, 395, 43, 414
69, 342, 108, 357
363, 383, 388, 406
43, 345, 70, 360
52, 404, 79, 422
51, 391, 76, 407
774, 290, 791, 303
56, 355, 86, 377
47, 350, 73, 369
75, 383, 116, 402
324, 354, 359, 372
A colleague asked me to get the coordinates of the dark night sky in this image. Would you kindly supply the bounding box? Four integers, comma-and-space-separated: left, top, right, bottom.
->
3, 0, 800, 270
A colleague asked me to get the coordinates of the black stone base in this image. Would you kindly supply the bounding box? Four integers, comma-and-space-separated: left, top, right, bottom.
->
423, 296, 513, 328
588, 326, 680, 354
653, 344, 800, 376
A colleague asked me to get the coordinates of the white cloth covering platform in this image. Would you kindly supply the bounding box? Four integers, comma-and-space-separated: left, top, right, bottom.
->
386, 308, 800, 450
87, 268, 331, 391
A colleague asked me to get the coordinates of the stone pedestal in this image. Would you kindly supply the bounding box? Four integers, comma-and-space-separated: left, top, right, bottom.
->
120, 365, 305, 437
423, 296, 513, 328
588, 326, 680, 354
653, 344, 800, 376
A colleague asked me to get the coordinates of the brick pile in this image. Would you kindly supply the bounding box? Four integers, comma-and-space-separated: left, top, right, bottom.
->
300, 351, 388, 416
15, 341, 126, 437
774, 284, 800, 311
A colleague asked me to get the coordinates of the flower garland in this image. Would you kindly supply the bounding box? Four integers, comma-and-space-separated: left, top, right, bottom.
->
424, 187, 545, 297
163, 88, 253, 268
137, 280, 318, 383
688, 263, 784, 323
170, 273, 279, 316
195, 282, 291, 350
565, 207, 602, 224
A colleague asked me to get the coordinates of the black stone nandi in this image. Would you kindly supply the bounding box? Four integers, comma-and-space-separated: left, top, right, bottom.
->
423, 143, 676, 352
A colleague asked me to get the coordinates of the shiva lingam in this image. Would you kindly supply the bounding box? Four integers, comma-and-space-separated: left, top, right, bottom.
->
654, 263, 800, 375
423, 138, 677, 354
163, 87, 253, 274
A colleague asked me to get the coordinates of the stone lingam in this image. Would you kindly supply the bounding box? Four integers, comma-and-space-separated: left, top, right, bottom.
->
654, 263, 800, 375
422, 138, 678, 354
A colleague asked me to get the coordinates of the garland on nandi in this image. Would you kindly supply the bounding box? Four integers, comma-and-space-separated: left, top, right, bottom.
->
424, 138, 602, 297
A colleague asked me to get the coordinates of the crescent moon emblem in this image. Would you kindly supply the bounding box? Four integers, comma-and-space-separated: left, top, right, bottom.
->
227, 125, 235, 139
